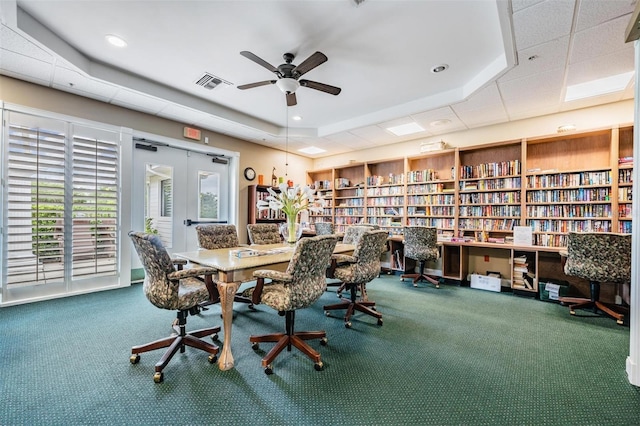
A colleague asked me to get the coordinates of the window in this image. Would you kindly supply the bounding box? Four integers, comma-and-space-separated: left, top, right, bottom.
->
198, 171, 219, 220
2, 110, 120, 296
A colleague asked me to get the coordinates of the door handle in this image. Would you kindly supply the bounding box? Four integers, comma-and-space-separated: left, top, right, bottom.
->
184, 219, 228, 226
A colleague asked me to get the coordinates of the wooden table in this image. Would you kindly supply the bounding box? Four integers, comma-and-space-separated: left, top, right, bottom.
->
175, 241, 355, 370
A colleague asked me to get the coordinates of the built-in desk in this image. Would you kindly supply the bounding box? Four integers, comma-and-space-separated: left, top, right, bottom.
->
385, 237, 617, 302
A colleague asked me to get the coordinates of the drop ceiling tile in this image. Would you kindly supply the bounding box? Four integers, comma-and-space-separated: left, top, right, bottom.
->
570, 15, 631, 64
0, 48, 53, 82
512, 0, 575, 50
453, 83, 509, 127
158, 104, 215, 125
575, 0, 635, 31
350, 125, 403, 144
511, 0, 545, 12
52, 66, 119, 101
111, 89, 167, 114
566, 46, 635, 85
410, 106, 466, 131
499, 67, 565, 102
507, 104, 560, 121
1, 25, 54, 62
324, 131, 369, 149
499, 36, 570, 83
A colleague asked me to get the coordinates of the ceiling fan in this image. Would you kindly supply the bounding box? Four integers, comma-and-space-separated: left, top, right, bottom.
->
237, 51, 341, 106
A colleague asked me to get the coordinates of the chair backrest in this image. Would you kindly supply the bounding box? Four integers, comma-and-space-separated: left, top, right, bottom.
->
337, 230, 389, 284
402, 226, 439, 261
247, 223, 282, 244
342, 225, 376, 245
314, 222, 334, 235
128, 231, 181, 310
195, 224, 239, 249
564, 232, 631, 283
284, 235, 339, 309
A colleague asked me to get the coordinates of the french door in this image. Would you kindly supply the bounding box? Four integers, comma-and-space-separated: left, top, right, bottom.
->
1, 109, 121, 305
131, 141, 232, 256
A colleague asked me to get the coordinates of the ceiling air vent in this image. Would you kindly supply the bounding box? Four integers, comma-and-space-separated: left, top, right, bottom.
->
195, 73, 232, 90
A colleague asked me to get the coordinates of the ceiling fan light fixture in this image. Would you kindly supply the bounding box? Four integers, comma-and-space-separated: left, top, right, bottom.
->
276, 78, 300, 94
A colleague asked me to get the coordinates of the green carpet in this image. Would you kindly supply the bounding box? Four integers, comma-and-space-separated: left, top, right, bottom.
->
1, 274, 639, 425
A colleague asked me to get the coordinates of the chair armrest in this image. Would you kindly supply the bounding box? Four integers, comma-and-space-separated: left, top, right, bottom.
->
332, 253, 357, 264
168, 267, 217, 281
172, 258, 188, 270
253, 269, 293, 283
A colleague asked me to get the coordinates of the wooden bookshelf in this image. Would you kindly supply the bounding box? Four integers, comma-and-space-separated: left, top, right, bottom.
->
301, 124, 633, 248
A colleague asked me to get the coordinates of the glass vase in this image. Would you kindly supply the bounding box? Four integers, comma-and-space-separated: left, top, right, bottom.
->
280, 215, 302, 244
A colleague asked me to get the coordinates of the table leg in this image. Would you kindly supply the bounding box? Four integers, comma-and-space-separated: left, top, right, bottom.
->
217, 280, 240, 371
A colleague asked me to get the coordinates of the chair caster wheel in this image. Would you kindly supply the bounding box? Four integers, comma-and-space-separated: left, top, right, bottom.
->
320, 337, 328, 346
400, 278, 405, 282
570, 310, 576, 315
208, 354, 217, 364
251, 342, 259, 350
130, 354, 140, 364
617, 319, 624, 325
345, 321, 352, 329
377, 318, 383, 326
413, 283, 418, 287
314, 361, 324, 371
211, 334, 219, 342
153, 372, 163, 383
324, 311, 331, 317
264, 365, 273, 375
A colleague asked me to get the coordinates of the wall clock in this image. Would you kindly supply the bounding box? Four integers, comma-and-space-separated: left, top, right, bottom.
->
244, 167, 256, 181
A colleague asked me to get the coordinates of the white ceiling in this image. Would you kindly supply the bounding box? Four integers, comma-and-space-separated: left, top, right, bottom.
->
0, 0, 636, 158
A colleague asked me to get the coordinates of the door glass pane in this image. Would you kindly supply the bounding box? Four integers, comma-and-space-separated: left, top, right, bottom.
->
198, 171, 219, 220
144, 164, 173, 248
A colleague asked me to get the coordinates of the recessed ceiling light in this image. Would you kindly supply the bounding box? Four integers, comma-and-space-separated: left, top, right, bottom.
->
430, 119, 451, 127
564, 71, 634, 102
386, 122, 425, 136
292, 115, 302, 121
105, 34, 127, 48
298, 146, 326, 155
431, 64, 449, 73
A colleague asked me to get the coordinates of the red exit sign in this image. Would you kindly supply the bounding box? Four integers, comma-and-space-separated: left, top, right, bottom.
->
183, 127, 201, 141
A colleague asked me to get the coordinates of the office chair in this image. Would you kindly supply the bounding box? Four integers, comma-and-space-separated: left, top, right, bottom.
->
247, 223, 282, 245
195, 224, 255, 308
128, 231, 220, 383
329, 225, 377, 297
248, 235, 339, 374
323, 230, 389, 328
560, 232, 631, 325
314, 222, 335, 235
400, 226, 441, 288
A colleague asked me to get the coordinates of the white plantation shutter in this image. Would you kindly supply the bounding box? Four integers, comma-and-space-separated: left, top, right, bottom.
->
2, 110, 120, 298
71, 126, 119, 278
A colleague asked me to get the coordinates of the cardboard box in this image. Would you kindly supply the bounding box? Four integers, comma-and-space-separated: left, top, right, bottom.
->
470, 274, 501, 292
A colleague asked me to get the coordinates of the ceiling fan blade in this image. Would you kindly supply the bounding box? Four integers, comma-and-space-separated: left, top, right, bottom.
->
237, 80, 276, 90
299, 79, 341, 95
292, 51, 328, 77
286, 92, 297, 106
240, 51, 278, 73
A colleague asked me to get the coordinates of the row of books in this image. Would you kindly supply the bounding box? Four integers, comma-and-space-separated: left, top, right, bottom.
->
526, 204, 612, 218
526, 170, 612, 188
527, 219, 612, 233
459, 160, 521, 179
459, 177, 521, 190
525, 187, 611, 203
459, 205, 521, 217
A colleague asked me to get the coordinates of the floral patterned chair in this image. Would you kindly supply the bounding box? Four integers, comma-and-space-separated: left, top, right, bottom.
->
560, 232, 631, 325
195, 224, 254, 308
329, 225, 382, 297
195, 224, 239, 249
247, 223, 282, 245
128, 231, 220, 383
323, 230, 389, 328
248, 235, 338, 375
314, 222, 335, 236
400, 226, 441, 288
